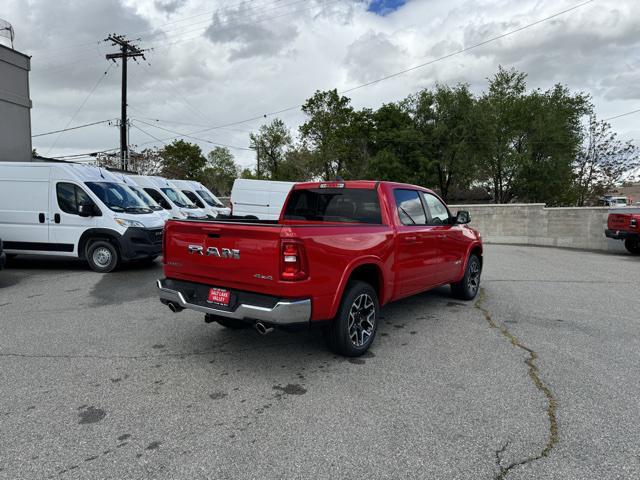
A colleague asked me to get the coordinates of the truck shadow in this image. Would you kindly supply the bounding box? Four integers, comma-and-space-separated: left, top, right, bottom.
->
170, 285, 458, 371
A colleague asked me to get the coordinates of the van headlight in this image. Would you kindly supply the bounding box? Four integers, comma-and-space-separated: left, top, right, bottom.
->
115, 217, 145, 228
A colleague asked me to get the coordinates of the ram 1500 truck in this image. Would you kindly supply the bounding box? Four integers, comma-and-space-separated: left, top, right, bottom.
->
158, 181, 483, 356
606, 211, 640, 254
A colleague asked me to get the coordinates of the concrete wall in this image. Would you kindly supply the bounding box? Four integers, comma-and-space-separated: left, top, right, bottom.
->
0, 44, 32, 162
449, 203, 640, 252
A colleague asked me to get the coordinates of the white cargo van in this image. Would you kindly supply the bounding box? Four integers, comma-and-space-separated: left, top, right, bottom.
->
170, 179, 231, 217
109, 172, 172, 222
129, 176, 210, 220
230, 179, 294, 220
0, 162, 165, 272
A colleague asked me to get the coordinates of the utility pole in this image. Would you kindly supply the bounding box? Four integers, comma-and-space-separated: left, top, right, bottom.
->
105, 34, 145, 170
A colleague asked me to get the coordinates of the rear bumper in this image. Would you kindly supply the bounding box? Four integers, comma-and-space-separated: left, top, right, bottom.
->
605, 229, 640, 240
157, 278, 311, 325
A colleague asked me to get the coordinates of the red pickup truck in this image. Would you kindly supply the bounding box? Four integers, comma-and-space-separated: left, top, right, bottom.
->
158, 181, 483, 356
606, 211, 640, 254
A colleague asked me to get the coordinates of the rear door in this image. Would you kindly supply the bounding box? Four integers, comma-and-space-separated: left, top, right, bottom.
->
164, 221, 284, 292
392, 189, 442, 296
0, 166, 50, 250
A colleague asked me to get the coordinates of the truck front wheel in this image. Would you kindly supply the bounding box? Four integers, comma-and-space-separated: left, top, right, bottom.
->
326, 281, 379, 357
451, 254, 482, 300
625, 239, 640, 255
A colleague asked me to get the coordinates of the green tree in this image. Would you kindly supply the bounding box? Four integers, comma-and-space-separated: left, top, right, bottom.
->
573, 115, 639, 206
249, 119, 292, 180
368, 102, 423, 184
160, 140, 206, 180
299, 89, 358, 179
200, 147, 239, 196
477, 67, 530, 203
406, 84, 485, 201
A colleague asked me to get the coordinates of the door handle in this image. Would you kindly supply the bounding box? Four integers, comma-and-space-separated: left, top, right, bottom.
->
54, 213, 61, 224
39, 213, 45, 223
403, 236, 417, 243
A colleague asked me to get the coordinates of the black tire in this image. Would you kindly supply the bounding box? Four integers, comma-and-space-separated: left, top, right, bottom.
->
326, 281, 379, 357
212, 317, 249, 329
86, 240, 120, 273
624, 239, 640, 255
451, 254, 482, 300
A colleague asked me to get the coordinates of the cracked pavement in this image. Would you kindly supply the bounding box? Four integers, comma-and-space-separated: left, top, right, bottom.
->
0, 245, 638, 479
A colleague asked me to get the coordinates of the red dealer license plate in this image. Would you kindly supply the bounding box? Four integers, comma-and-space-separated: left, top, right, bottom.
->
207, 288, 230, 306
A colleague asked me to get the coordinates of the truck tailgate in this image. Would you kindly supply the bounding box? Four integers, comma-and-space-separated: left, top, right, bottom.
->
163, 220, 284, 292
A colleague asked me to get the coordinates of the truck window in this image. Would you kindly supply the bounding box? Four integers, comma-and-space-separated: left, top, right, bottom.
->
394, 189, 426, 225
182, 190, 205, 208
421, 192, 450, 225
144, 188, 171, 210
56, 182, 94, 215
283, 188, 381, 224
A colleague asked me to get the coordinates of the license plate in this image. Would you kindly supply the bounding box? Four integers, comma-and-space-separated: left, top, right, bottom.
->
207, 288, 230, 306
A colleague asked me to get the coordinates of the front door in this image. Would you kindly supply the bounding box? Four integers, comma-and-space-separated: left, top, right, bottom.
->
393, 189, 441, 297
421, 192, 467, 283
49, 181, 98, 256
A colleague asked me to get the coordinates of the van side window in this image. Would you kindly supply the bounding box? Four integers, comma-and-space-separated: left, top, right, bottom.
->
421, 193, 450, 225
393, 189, 426, 225
56, 183, 94, 215
144, 188, 171, 210
182, 190, 205, 208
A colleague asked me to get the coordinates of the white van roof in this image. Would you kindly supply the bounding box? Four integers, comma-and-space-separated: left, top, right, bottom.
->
0, 161, 120, 184
232, 178, 295, 192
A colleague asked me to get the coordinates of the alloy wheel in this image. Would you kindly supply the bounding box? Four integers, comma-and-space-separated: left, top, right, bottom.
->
348, 293, 376, 347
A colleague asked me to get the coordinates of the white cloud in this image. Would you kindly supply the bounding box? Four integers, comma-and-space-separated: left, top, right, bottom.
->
1, 0, 637, 166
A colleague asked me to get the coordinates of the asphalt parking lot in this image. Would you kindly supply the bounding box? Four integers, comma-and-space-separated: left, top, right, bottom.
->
0, 245, 638, 480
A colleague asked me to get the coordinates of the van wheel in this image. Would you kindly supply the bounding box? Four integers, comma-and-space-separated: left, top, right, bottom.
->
326, 281, 379, 357
451, 254, 481, 300
624, 239, 640, 255
86, 240, 120, 273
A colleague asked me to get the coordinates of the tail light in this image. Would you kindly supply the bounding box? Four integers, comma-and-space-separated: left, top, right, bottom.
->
280, 239, 308, 281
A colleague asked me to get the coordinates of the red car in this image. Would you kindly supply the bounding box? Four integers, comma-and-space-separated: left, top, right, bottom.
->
606, 212, 640, 254
158, 181, 483, 356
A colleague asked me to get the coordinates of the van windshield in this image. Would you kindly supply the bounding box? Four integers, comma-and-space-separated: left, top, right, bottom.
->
161, 187, 195, 208
129, 186, 162, 210
196, 189, 224, 207
86, 182, 152, 214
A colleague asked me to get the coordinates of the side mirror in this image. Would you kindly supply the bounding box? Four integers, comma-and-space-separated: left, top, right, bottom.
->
454, 210, 471, 225
78, 202, 95, 217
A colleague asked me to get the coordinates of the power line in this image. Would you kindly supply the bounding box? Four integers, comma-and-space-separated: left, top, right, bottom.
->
603, 108, 640, 122
43, 64, 113, 156
32, 119, 115, 138
131, 122, 167, 145
133, 118, 252, 151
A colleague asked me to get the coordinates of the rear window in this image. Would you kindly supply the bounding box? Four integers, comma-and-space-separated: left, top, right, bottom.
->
283, 188, 381, 224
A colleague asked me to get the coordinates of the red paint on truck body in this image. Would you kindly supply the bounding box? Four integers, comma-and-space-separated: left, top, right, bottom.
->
163, 181, 483, 322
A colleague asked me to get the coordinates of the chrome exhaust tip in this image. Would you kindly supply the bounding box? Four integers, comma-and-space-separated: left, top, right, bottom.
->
167, 302, 184, 313
255, 322, 274, 335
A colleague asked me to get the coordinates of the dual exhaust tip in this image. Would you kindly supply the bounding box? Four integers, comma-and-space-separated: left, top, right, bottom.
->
166, 302, 273, 335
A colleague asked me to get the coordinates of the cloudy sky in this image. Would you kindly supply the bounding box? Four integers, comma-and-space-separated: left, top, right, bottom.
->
2, 0, 639, 168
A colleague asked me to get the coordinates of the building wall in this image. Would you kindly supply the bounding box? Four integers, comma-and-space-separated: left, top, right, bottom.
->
0, 44, 32, 162
449, 203, 640, 252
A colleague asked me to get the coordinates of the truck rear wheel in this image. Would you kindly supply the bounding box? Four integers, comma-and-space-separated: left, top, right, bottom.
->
451, 254, 481, 300
625, 239, 640, 255
86, 240, 120, 273
326, 281, 379, 357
